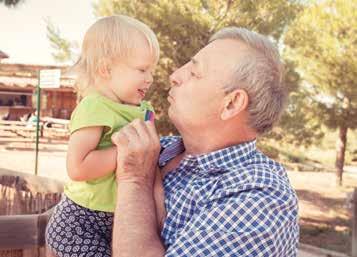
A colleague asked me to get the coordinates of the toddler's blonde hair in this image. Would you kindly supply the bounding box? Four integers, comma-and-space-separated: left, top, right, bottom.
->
72, 15, 160, 95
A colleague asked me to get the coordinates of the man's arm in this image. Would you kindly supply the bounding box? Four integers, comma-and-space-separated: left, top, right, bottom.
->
111, 119, 165, 257
113, 179, 165, 257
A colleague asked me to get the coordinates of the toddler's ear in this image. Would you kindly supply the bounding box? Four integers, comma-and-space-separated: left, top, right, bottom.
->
98, 59, 111, 79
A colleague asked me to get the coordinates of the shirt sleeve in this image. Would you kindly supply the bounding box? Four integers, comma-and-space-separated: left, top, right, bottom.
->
164, 187, 299, 257
140, 100, 155, 113
69, 96, 114, 134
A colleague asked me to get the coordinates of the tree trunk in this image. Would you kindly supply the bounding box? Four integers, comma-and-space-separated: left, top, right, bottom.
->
335, 126, 348, 186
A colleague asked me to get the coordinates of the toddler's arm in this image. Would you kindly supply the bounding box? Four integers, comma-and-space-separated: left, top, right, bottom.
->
66, 126, 117, 181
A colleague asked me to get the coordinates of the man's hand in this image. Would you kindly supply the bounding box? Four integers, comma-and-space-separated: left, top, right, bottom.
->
111, 119, 165, 257
111, 119, 161, 185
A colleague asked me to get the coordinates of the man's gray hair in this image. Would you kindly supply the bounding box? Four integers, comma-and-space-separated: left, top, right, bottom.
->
209, 27, 286, 134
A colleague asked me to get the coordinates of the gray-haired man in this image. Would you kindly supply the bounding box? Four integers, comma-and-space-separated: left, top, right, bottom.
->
111, 27, 299, 257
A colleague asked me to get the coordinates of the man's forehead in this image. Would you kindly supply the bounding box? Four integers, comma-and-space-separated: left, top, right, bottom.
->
193, 39, 248, 71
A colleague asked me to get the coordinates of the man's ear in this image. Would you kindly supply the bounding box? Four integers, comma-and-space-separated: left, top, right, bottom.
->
220, 89, 249, 120
97, 59, 111, 79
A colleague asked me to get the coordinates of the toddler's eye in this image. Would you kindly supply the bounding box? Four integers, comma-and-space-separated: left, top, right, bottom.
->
139, 68, 146, 73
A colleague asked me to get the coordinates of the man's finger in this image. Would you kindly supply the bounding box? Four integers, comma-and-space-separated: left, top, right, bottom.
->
121, 124, 140, 141
131, 119, 150, 141
112, 131, 129, 146
145, 121, 160, 143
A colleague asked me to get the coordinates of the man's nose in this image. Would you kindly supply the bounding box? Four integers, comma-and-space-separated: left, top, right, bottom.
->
169, 69, 181, 87
170, 62, 190, 87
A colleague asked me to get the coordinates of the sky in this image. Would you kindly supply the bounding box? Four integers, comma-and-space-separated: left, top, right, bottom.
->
0, 0, 97, 65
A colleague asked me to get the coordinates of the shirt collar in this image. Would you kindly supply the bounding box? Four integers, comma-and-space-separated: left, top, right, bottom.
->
188, 140, 257, 172
159, 136, 257, 173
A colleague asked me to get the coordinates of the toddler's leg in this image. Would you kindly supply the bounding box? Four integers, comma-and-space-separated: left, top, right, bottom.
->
45, 196, 112, 257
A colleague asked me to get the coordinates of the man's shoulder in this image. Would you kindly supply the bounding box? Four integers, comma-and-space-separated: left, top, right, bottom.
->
218, 150, 295, 200
249, 150, 287, 177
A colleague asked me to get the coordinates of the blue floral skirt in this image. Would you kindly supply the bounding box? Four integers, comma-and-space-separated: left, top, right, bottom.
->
45, 195, 114, 257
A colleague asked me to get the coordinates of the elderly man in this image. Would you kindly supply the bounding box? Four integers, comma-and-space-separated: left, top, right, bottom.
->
111, 27, 299, 257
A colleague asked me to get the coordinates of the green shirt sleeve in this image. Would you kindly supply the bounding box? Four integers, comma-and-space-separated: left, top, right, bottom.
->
140, 100, 155, 113
69, 95, 114, 134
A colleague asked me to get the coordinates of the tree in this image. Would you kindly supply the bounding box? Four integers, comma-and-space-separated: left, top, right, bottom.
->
267, 60, 325, 147
45, 18, 78, 64
284, 0, 357, 185
0, 0, 23, 7
48, 0, 302, 135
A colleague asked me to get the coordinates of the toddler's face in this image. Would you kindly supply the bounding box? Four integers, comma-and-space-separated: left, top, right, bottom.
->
107, 36, 156, 105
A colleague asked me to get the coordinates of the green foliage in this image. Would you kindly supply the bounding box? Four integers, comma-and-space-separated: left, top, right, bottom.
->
284, 0, 357, 130
45, 18, 78, 64
268, 61, 325, 146
0, 0, 23, 7
284, 0, 357, 181
256, 142, 280, 159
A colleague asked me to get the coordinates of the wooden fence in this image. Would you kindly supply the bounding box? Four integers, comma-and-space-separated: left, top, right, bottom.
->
0, 118, 69, 141
0, 209, 53, 256
0, 171, 63, 257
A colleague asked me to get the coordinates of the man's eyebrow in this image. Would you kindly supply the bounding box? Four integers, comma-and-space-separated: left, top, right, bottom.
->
191, 57, 205, 75
191, 57, 198, 65
191, 57, 203, 72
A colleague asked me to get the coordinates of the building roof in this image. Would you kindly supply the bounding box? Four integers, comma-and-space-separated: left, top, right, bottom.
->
0, 50, 9, 59
0, 63, 75, 89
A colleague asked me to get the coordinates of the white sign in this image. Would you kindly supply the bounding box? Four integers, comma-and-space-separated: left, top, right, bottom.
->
39, 69, 61, 88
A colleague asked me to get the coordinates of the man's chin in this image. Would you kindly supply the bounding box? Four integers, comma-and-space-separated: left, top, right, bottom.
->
167, 106, 177, 123
167, 106, 173, 118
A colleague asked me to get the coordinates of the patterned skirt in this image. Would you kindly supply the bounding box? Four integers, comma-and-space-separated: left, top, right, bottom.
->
45, 195, 114, 257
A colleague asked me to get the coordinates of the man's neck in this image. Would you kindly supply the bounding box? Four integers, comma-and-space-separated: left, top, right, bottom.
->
180, 125, 257, 156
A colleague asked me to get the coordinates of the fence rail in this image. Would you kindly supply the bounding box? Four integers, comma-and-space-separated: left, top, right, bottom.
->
0, 208, 52, 249
0, 119, 69, 140
0, 172, 63, 257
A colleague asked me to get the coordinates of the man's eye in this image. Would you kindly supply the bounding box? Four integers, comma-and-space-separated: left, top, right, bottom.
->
191, 71, 201, 79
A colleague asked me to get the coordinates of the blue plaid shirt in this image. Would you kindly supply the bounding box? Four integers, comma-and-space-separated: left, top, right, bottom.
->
159, 136, 299, 257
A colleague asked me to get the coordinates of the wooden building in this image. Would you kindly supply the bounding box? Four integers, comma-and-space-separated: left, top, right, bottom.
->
0, 63, 77, 121
0, 50, 9, 62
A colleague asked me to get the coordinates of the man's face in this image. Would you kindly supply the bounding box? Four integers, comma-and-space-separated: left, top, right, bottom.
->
168, 39, 248, 130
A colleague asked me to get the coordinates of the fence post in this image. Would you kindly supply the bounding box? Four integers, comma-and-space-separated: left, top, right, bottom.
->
352, 188, 357, 257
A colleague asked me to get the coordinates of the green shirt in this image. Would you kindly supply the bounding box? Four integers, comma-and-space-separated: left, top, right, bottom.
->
64, 92, 153, 212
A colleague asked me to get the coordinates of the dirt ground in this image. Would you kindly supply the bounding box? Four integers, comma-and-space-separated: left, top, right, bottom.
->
1, 140, 356, 255
288, 170, 357, 255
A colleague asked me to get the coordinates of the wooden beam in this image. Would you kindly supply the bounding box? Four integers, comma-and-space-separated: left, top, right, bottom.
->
0, 208, 54, 249
0, 214, 39, 249
38, 208, 54, 246
0, 63, 68, 75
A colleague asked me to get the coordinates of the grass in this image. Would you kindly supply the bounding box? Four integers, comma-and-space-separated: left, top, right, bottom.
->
260, 128, 357, 172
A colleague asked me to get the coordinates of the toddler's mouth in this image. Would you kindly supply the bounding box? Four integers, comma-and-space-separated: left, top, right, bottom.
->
138, 89, 147, 98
